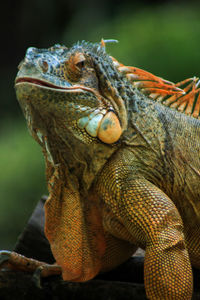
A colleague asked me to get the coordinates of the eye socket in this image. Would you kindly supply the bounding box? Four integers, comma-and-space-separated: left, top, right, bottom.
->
75, 59, 85, 70
74, 53, 86, 70
64, 52, 86, 81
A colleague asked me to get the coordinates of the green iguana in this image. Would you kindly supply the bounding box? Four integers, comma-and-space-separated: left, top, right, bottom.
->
1, 39, 200, 299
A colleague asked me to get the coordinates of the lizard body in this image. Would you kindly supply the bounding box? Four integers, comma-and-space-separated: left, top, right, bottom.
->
8, 40, 200, 298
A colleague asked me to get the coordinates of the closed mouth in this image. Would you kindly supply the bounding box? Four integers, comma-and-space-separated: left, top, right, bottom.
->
15, 77, 67, 89
15, 77, 97, 95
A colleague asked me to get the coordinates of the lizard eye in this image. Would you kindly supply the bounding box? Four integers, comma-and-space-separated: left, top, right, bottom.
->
64, 52, 86, 81
75, 59, 85, 70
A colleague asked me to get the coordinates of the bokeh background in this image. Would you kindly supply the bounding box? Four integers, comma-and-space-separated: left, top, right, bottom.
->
1, 0, 200, 249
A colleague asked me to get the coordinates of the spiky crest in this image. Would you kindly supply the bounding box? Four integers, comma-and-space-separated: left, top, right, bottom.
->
112, 56, 200, 119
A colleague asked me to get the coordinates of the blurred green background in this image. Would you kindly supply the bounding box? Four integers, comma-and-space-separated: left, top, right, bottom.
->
1, 0, 200, 249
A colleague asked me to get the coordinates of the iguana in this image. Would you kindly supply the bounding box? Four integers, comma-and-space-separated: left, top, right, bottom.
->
1, 39, 200, 299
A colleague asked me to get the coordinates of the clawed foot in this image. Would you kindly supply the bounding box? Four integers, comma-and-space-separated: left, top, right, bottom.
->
0, 250, 62, 288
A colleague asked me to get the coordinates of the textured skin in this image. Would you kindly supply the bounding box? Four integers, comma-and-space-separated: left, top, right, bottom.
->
12, 40, 200, 299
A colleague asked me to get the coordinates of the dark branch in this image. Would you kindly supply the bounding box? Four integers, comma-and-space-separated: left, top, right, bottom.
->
1, 197, 200, 299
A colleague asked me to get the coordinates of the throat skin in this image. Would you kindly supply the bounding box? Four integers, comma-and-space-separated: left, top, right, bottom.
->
44, 162, 106, 281
40, 117, 118, 281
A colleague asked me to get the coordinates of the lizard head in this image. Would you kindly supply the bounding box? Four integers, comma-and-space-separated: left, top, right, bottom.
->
15, 41, 128, 150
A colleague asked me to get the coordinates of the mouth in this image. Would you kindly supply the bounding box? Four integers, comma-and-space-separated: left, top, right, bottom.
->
15, 77, 95, 95
15, 77, 68, 90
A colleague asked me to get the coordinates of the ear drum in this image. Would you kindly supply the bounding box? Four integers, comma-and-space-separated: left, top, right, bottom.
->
98, 111, 122, 144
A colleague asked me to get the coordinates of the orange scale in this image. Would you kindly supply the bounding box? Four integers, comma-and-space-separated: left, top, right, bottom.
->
98, 111, 122, 144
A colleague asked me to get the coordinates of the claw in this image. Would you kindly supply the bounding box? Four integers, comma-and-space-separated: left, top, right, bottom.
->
32, 263, 62, 288
32, 265, 44, 289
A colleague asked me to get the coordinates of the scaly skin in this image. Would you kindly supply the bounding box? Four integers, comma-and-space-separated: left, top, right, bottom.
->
4, 40, 200, 298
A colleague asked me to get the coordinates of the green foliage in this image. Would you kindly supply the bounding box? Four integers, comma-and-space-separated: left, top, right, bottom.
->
64, 3, 200, 82
0, 120, 47, 248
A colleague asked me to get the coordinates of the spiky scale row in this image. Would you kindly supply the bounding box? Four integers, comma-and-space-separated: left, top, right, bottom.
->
112, 56, 200, 119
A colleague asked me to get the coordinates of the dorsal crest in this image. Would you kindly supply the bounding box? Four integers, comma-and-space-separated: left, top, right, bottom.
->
112, 56, 200, 119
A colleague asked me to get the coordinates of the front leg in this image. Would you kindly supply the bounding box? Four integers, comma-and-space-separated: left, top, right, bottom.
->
100, 177, 193, 299
0, 250, 61, 277
122, 178, 193, 299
